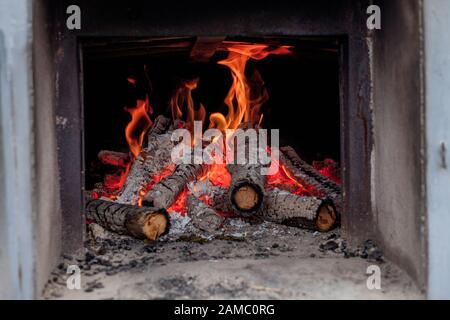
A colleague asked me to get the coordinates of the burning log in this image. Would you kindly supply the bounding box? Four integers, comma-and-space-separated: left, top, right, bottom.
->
85, 199, 170, 240
187, 195, 224, 233
142, 163, 208, 208
260, 188, 337, 232
280, 146, 342, 213
98, 150, 130, 168
227, 125, 268, 215
146, 114, 173, 144
227, 164, 266, 215
209, 186, 336, 232
208, 186, 234, 213
117, 115, 174, 204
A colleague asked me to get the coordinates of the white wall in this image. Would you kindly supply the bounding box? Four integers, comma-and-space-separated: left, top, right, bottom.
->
424, 0, 450, 300
0, 0, 35, 299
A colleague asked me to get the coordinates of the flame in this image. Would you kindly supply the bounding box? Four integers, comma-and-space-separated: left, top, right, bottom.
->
170, 78, 206, 142
202, 163, 231, 187
168, 189, 189, 213
209, 44, 291, 132
162, 44, 293, 212
125, 96, 153, 158
224, 42, 292, 60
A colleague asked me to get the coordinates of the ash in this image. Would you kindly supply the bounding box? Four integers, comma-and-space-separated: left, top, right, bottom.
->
42, 213, 422, 299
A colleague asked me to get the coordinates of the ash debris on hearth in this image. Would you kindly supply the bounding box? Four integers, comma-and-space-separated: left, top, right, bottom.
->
44, 213, 385, 299
318, 234, 384, 262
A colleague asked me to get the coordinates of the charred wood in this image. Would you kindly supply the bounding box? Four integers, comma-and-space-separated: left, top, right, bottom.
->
187, 195, 224, 233
260, 188, 337, 232
279, 146, 342, 213
97, 150, 130, 168
142, 163, 208, 208
85, 199, 170, 240
117, 115, 174, 204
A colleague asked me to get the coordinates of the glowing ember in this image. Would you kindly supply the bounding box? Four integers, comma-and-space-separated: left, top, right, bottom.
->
137, 165, 175, 207
201, 163, 231, 188
313, 159, 341, 184
168, 189, 189, 213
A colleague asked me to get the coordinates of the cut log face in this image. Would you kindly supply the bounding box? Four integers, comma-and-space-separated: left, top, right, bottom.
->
142, 163, 207, 208
259, 188, 337, 232
232, 183, 260, 210
86, 199, 170, 240
315, 204, 337, 232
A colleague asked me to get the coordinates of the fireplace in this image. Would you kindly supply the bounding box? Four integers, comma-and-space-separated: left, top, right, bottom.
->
46, 0, 389, 298
49, 0, 387, 298
2, 0, 440, 299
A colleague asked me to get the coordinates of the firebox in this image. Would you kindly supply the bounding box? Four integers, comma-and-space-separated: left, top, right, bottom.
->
82, 37, 342, 224
49, 1, 379, 298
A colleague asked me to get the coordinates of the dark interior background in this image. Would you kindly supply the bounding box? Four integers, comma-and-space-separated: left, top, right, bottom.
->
83, 37, 341, 189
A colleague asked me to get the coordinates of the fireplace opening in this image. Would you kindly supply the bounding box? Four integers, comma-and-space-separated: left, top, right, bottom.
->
82, 36, 342, 242
34, 1, 428, 300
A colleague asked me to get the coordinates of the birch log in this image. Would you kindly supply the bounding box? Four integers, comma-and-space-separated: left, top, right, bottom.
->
85, 199, 170, 240
279, 146, 342, 213
227, 125, 268, 215
260, 188, 337, 232
187, 195, 224, 233
142, 163, 208, 208
116, 115, 174, 204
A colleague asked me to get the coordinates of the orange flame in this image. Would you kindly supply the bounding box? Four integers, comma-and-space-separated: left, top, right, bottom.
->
209, 43, 291, 132
266, 151, 308, 195
122, 44, 294, 212
124, 96, 153, 158
170, 78, 206, 142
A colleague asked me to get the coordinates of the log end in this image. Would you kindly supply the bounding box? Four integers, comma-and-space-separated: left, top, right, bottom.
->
230, 183, 264, 215
315, 203, 337, 232
142, 210, 171, 241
